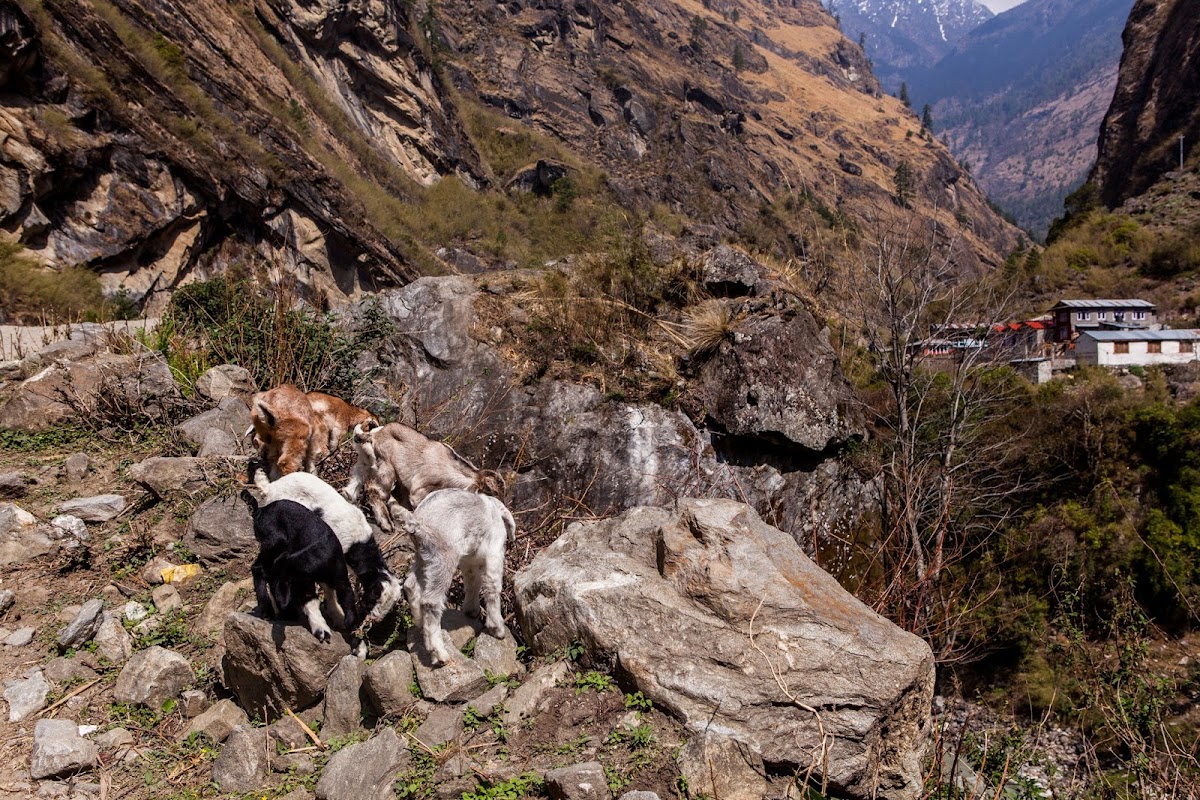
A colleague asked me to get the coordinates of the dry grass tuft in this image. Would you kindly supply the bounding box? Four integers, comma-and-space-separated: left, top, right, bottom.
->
681, 299, 740, 357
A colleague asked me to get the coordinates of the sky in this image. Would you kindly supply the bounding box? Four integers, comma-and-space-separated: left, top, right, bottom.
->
979, 0, 1027, 10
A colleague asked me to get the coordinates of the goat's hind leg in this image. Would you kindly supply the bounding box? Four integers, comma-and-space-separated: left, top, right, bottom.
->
481, 553, 506, 639
414, 560, 455, 666
461, 558, 482, 621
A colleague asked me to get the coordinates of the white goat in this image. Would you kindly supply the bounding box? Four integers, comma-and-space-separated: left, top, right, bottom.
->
342, 421, 506, 532
252, 464, 403, 625
405, 488, 515, 666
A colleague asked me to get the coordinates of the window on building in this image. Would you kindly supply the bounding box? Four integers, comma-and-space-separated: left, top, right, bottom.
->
1148, 341, 1162, 354
1077, 311, 1091, 321
1099, 311, 1109, 320
1134, 311, 1147, 320
1183, 341, 1194, 354
1114, 342, 1130, 354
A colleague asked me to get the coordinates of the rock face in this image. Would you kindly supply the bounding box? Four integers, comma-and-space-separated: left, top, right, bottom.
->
222, 612, 351, 719
1092, 0, 1200, 207
183, 495, 256, 565
514, 499, 935, 800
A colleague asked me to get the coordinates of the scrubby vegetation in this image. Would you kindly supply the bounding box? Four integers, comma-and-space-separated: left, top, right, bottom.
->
0, 241, 132, 324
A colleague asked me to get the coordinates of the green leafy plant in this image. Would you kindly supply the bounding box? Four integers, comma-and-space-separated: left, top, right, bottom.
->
573, 671, 613, 695
461, 771, 544, 800
623, 691, 653, 713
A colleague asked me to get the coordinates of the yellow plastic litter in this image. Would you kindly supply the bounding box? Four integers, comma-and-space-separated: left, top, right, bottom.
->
161, 563, 201, 585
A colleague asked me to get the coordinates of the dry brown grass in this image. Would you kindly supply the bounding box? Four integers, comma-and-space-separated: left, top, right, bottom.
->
680, 298, 740, 357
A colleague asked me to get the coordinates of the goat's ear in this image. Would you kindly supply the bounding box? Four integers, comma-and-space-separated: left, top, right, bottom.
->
363, 419, 380, 432
256, 401, 276, 428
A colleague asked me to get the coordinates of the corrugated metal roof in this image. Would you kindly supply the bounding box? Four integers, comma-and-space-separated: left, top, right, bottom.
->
1051, 299, 1156, 309
1081, 330, 1200, 342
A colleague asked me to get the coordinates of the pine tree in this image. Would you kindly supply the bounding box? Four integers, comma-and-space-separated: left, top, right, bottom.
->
899, 82, 910, 107
921, 103, 934, 131
893, 161, 915, 207
732, 42, 746, 73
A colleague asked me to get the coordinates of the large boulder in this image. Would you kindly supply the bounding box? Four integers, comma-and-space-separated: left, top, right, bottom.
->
315, 727, 411, 800
222, 612, 351, 719
30, 718, 98, 779
513, 499, 934, 800
113, 646, 193, 709
176, 396, 250, 449
0, 502, 55, 566
194, 365, 256, 402
129, 457, 212, 498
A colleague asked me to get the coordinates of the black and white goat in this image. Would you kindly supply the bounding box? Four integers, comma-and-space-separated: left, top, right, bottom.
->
250, 462, 404, 625
405, 488, 516, 666
242, 492, 356, 643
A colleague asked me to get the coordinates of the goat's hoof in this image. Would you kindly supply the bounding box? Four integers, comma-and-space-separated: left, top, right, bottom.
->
314, 629, 332, 644
485, 625, 506, 639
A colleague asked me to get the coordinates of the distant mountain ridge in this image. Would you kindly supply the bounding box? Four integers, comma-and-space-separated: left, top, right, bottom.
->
832, 0, 993, 89
913, 0, 1134, 238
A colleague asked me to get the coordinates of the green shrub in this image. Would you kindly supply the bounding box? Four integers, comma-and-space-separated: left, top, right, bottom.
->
0, 241, 110, 323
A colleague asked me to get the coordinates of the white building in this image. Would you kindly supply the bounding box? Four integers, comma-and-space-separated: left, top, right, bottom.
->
1075, 330, 1200, 367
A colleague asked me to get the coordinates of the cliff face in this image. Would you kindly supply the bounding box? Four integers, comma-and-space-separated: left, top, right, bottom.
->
1091, 0, 1200, 207
0, 0, 1019, 314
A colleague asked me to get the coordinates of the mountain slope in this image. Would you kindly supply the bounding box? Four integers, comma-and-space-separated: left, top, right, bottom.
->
0, 0, 1019, 316
907, 0, 1132, 237
913, 0, 1133, 238
833, 0, 993, 90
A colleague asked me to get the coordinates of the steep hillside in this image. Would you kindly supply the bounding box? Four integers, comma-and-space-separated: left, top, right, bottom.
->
1090, 0, 1200, 208
831, 0, 992, 91
913, 0, 1133, 238
0, 0, 1019, 317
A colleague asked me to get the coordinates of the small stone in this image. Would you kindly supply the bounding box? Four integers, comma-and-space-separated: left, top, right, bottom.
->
35, 780, 68, 798
267, 715, 311, 751
56, 495, 125, 523
198, 428, 240, 457
141, 556, 177, 586
363, 650, 416, 717
183, 495, 256, 566
93, 613, 133, 664
618, 793, 661, 800
196, 579, 253, 642
129, 457, 210, 498
465, 683, 508, 720
212, 725, 268, 792
73, 781, 103, 798
0, 589, 14, 614
57, 599, 104, 650
502, 662, 569, 727
123, 601, 148, 622
30, 718, 98, 779
64, 453, 89, 483
409, 629, 488, 703
100, 585, 123, 605
280, 788, 315, 800
41, 658, 97, 686
0, 471, 28, 498
414, 705, 463, 749
4, 669, 50, 721
545, 761, 607, 800
113, 646, 192, 709
181, 698, 248, 743
151, 584, 182, 615
93, 728, 134, 750
195, 365, 255, 402
50, 515, 88, 542
3, 626, 35, 646
274, 752, 316, 774
474, 629, 520, 679
321, 655, 365, 739
181, 689, 209, 717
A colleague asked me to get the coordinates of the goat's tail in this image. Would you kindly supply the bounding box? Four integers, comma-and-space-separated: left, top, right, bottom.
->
248, 459, 272, 495
500, 504, 516, 546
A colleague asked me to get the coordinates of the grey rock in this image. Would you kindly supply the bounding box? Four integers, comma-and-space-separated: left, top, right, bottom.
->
0, 471, 28, 498
198, 428, 240, 457
3, 626, 34, 646
274, 753, 316, 775
24, 338, 96, 366
441, 609, 483, 651
465, 683, 509, 720
222, 612, 351, 720
212, 725, 268, 792
502, 662, 569, 727
57, 599, 104, 650
279, 789, 315, 800
176, 398, 250, 449
5, 669, 50, 721
474, 630, 520, 680
545, 761, 608, 800
363, 650, 415, 717
0, 501, 55, 566
195, 365, 255, 402
618, 794, 660, 800
267, 715, 311, 751
72, 781, 103, 798
181, 698, 249, 743
129, 457, 210, 498
513, 499, 935, 800
320, 655, 365, 740
181, 689, 209, 717
123, 601, 148, 622
0, 588, 13, 614
409, 628, 488, 703
30, 718, 98, 779
141, 556, 177, 585
49, 515, 88, 542
677, 731, 769, 800
35, 780, 69, 798
414, 705, 463, 749
42, 658, 97, 686
55, 495, 124, 523
93, 728, 134, 751
195, 579, 253, 642
93, 613, 133, 664
113, 646, 192, 709
315, 727, 411, 800
64, 453, 89, 483
183, 495, 255, 566
151, 584, 182, 615
696, 244, 766, 297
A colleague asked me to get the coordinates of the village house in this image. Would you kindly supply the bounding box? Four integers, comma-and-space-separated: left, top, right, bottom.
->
1075, 330, 1200, 367
1049, 299, 1157, 343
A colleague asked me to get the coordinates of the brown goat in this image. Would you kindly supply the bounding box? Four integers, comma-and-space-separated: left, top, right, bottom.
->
341, 421, 506, 532
249, 385, 375, 480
